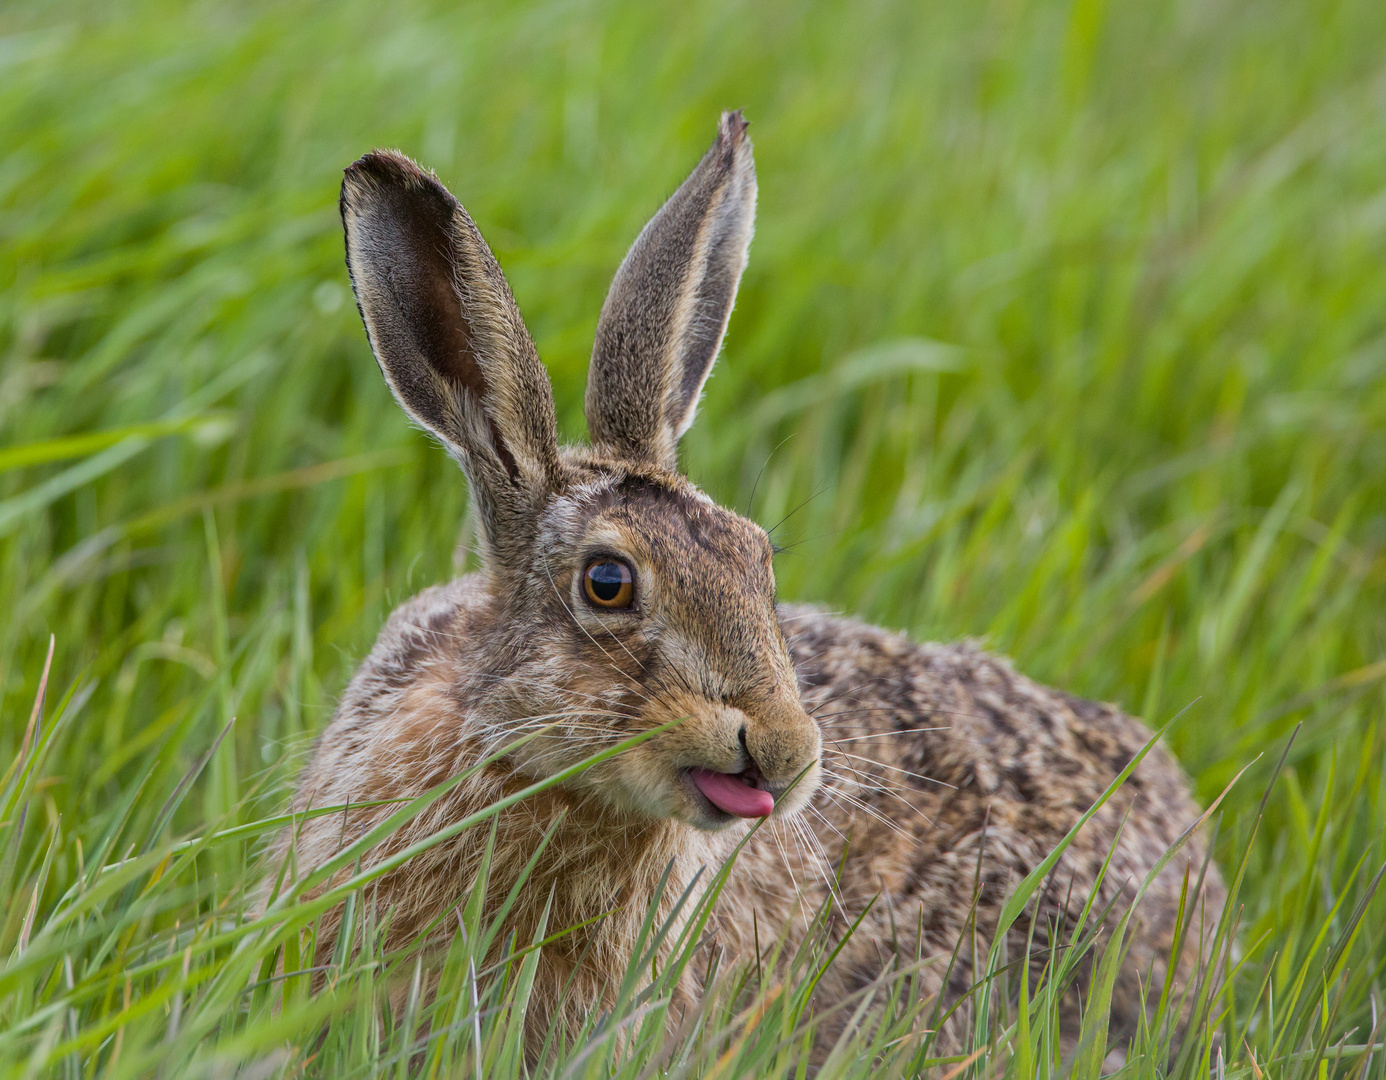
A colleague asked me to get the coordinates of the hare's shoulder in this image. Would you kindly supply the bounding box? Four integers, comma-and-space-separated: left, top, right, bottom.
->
332, 576, 483, 726
778, 604, 1195, 827
295, 577, 484, 805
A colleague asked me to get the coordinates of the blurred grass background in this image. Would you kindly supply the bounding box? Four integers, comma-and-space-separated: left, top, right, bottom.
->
2, 0, 1385, 1072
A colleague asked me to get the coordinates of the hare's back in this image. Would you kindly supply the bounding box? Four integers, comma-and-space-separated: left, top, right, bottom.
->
777, 604, 1211, 910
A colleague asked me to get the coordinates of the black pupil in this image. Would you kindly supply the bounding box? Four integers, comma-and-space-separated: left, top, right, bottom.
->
589, 562, 626, 602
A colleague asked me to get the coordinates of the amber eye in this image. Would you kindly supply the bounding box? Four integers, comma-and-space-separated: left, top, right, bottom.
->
583, 559, 635, 609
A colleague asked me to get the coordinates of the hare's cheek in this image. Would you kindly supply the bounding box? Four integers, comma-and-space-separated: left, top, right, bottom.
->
603, 746, 687, 818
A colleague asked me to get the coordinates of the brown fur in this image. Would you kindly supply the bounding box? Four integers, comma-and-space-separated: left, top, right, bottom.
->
270, 112, 1224, 1058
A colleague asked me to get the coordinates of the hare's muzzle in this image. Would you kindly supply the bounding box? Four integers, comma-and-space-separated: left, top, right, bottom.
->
736, 695, 822, 815
673, 691, 821, 827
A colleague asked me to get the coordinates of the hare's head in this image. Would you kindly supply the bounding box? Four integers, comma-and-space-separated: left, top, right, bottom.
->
341, 112, 820, 831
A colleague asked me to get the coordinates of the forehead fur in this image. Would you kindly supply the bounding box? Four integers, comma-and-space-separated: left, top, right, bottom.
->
546, 447, 775, 595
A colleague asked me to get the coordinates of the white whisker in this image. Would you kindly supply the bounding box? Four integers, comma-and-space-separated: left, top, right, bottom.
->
827, 727, 950, 742
826, 750, 956, 790
820, 765, 938, 830
819, 785, 921, 843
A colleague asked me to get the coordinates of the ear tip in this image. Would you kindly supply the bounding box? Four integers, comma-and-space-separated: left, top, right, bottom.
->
343, 149, 429, 185
339, 152, 465, 246
718, 110, 751, 148
340, 150, 451, 215
715, 112, 755, 188
345, 149, 429, 180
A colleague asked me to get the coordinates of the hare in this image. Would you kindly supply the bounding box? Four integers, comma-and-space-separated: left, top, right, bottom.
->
275, 111, 1223, 1058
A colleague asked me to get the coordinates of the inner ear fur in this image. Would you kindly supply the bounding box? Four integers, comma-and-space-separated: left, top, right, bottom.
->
341, 150, 560, 568
586, 111, 757, 470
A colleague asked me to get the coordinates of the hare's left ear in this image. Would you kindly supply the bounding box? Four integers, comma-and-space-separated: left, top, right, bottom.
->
341, 151, 561, 575
586, 111, 756, 470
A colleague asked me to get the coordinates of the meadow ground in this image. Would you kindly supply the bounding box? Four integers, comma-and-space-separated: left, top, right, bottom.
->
2, 0, 1385, 1075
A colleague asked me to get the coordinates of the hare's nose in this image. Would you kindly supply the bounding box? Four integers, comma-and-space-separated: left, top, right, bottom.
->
741, 697, 821, 782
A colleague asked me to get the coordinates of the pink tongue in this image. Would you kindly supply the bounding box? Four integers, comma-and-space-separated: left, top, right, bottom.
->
690, 768, 774, 818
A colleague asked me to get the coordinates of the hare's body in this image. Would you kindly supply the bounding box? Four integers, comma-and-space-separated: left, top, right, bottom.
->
289, 582, 1219, 1049
274, 112, 1222, 1057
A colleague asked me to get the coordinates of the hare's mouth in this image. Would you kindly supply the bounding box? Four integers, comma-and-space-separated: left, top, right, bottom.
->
685, 766, 774, 821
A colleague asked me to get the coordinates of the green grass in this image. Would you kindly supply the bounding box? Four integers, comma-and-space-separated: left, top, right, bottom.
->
2, 0, 1386, 1074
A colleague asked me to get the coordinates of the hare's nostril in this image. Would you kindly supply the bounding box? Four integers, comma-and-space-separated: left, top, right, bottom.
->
736, 726, 769, 786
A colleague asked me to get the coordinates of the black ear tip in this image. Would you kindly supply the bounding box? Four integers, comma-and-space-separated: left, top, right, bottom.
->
342, 149, 449, 202
719, 110, 750, 146
345, 149, 429, 184
340, 150, 458, 225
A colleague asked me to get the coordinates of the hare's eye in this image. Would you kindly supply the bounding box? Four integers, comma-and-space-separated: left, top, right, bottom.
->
584, 559, 634, 609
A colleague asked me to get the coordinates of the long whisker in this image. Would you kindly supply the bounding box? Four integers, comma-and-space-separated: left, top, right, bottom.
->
595, 605, 651, 676
777, 606, 848, 626
819, 765, 939, 829
804, 677, 897, 716
827, 726, 951, 742
804, 801, 849, 842
505, 705, 642, 724
788, 814, 847, 917
768, 818, 812, 922
812, 706, 936, 723
745, 434, 795, 518
825, 750, 957, 790
819, 705, 1005, 726
765, 483, 829, 538
818, 785, 922, 843
468, 671, 653, 715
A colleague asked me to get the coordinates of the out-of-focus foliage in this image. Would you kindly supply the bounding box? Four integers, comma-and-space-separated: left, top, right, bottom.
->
1, 0, 1383, 1074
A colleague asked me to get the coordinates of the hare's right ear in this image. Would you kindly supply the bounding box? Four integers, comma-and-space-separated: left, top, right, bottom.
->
341, 151, 560, 573
586, 111, 756, 471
